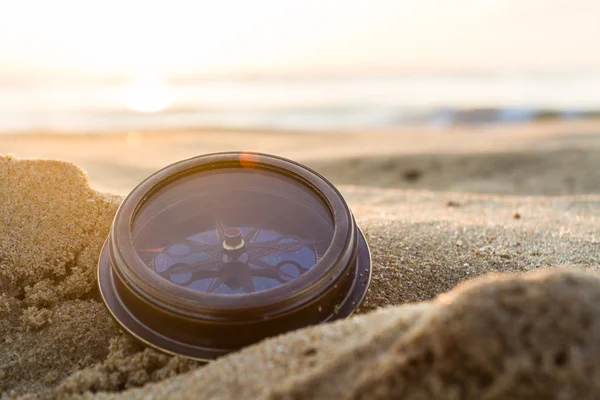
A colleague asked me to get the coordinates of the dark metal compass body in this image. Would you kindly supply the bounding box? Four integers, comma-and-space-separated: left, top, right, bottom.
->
98, 152, 371, 360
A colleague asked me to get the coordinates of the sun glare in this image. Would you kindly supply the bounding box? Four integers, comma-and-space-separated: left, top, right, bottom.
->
122, 73, 170, 113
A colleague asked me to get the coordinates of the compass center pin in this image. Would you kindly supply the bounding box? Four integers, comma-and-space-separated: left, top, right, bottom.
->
223, 227, 244, 250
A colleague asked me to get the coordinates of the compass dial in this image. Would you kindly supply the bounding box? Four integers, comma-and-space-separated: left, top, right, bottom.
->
141, 223, 319, 294
132, 167, 334, 296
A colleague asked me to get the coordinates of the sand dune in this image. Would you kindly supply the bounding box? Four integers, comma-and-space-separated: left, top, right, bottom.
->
1, 123, 600, 398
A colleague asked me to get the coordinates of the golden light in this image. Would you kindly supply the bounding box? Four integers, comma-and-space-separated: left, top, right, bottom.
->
126, 131, 143, 147
121, 73, 170, 113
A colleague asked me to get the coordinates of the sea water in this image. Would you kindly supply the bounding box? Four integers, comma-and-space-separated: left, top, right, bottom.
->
1, 73, 599, 133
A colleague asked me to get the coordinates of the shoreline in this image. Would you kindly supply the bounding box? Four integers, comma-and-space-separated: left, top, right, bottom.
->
1, 120, 599, 195
1, 117, 599, 137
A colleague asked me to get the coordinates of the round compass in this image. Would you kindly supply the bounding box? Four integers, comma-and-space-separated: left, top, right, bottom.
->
98, 152, 371, 360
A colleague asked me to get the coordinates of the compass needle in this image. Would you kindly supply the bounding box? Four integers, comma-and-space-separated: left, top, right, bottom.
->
139, 247, 166, 253
161, 256, 222, 276
238, 269, 256, 293
207, 276, 225, 293
244, 226, 261, 243
250, 258, 295, 280
246, 246, 278, 258
214, 217, 227, 242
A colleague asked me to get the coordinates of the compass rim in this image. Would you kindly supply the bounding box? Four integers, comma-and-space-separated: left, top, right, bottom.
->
109, 152, 356, 319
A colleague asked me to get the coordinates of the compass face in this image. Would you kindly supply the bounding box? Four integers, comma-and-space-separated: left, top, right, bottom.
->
132, 168, 335, 295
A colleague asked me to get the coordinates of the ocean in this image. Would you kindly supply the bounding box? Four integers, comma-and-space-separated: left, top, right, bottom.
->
1, 73, 599, 133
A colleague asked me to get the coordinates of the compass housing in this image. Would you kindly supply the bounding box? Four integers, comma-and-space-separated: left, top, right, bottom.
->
98, 152, 371, 361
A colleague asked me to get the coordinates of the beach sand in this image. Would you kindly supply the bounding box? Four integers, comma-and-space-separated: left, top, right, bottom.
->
2, 119, 600, 196
1, 121, 600, 398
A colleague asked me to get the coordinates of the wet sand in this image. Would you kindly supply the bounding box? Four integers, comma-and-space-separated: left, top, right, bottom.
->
1, 121, 600, 398
2, 119, 599, 195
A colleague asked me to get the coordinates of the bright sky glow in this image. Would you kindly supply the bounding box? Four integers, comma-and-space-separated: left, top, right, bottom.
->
0, 0, 599, 78
121, 72, 171, 112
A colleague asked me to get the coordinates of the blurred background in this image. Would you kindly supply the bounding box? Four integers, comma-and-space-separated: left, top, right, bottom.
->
1, 0, 599, 194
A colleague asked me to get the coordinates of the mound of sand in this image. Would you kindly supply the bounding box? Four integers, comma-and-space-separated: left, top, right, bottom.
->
0, 156, 198, 397
1, 154, 599, 399
89, 269, 600, 400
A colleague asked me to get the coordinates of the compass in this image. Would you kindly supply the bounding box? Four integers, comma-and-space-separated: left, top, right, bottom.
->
98, 152, 371, 360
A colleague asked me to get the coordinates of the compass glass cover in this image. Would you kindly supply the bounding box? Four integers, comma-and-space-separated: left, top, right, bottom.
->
131, 168, 335, 295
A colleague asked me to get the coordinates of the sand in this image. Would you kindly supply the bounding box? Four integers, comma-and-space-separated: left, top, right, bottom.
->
1, 122, 600, 399
1, 119, 599, 195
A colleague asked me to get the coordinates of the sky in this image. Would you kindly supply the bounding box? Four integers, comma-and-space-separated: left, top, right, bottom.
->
1, 0, 599, 78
